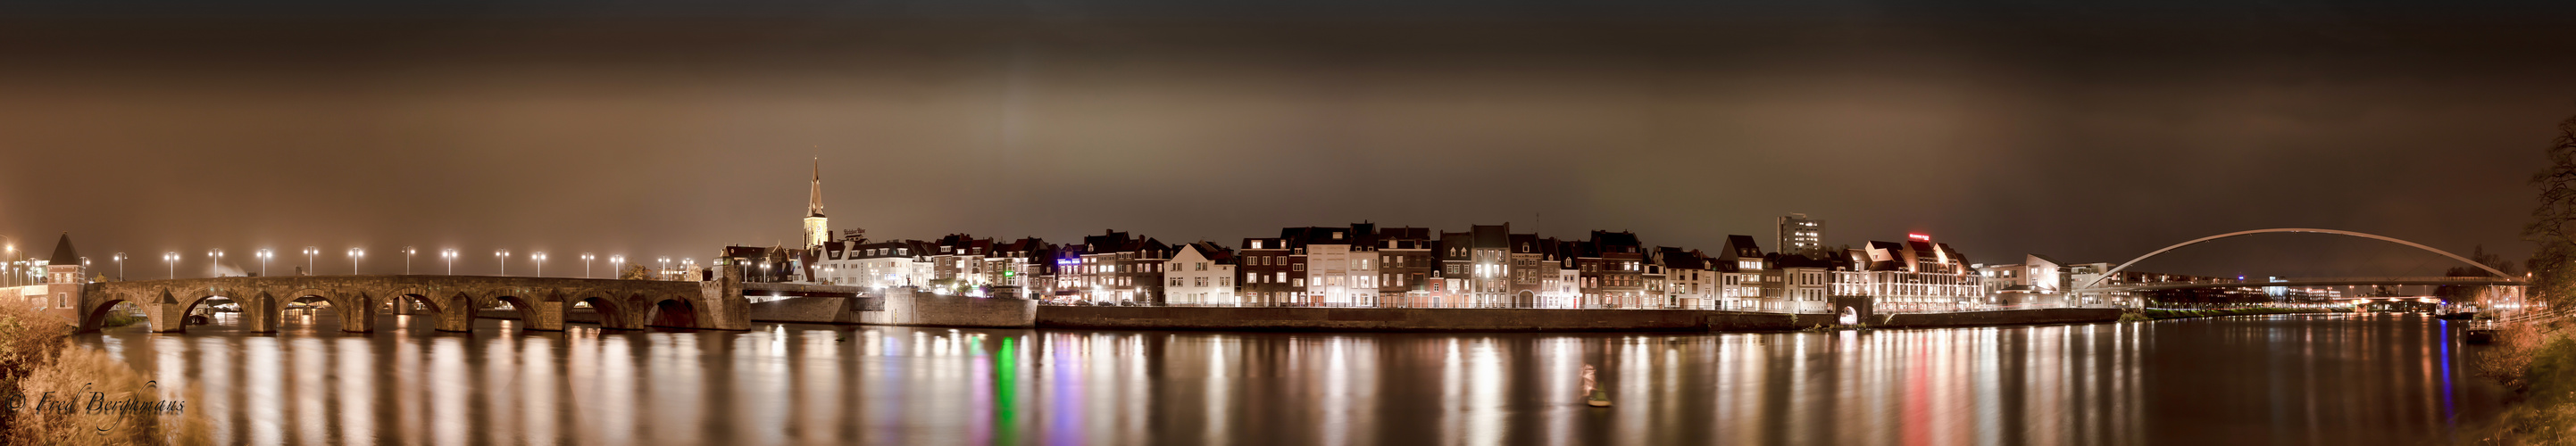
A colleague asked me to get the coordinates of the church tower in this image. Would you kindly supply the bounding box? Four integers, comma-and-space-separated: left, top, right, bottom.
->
804, 159, 829, 249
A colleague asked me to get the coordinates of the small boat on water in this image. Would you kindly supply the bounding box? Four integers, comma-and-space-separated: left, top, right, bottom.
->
2463, 319, 2497, 344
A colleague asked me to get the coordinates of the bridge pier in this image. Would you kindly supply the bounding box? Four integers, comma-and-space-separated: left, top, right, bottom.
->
146, 300, 185, 333
242, 293, 279, 333
338, 295, 377, 333
434, 293, 475, 332
525, 301, 564, 331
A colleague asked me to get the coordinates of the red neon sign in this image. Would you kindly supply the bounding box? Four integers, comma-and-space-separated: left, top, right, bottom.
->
1907, 233, 1931, 241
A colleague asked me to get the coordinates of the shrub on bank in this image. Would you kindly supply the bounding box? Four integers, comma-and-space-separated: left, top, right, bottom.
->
0, 300, 208, 445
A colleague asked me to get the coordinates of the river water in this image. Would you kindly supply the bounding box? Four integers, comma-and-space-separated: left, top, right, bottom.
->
73, 312, 2501, 445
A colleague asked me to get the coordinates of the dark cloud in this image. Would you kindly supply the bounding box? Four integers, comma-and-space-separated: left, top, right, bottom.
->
1, 1, 2569, 277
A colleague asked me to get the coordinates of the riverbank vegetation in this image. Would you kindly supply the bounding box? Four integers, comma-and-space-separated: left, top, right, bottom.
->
2474, 320, 2576, 444
2478, 113, 2576, 444
0, 300, 206, 445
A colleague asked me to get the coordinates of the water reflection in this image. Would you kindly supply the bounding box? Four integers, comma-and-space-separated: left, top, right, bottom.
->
77, 312, 2499, 445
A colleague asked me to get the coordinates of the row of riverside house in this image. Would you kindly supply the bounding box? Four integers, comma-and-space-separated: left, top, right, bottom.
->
729, 167, 1991, 311
764, 220, 1988, 312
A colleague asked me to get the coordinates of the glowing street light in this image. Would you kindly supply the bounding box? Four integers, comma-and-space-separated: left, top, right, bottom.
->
207, 249, 224, 277
532, 252, 547, 277
581, 253, 596, 278
303, 246, 318, 276
404, 247, 416, 275
658, 257, 671, 272
112, 252, 125, 281
610, 255, 625, 279
256, 249, 272, 277
441, 249, 457, 275
348, 248, 364, 275
163, 252, 179, 279
496, 250, 510, 276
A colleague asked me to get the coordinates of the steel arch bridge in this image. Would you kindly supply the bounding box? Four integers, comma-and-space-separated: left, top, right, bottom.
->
2073, 228, 2522, 294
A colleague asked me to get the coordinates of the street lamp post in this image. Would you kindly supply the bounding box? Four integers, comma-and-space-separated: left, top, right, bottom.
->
610, 255, 625, 279
113, 252, 125, 281
207, 249, 224, 277
404, 247, 416, 275
581, 253, 595, 278
163, 252, 178, 279
532, 252, 546, 277
442, 249, 456, 275
496, 250, 510, 277
256, 249, 271, 277
0, 237, 13, 286
349, 248, 364, 275
303, 247, 318, 276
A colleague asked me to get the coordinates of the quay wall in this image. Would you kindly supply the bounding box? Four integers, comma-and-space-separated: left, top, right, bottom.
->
857, 290, 1037, 328
744, 288, 1038, 328
1876, 308, 2123, 328
1036, 306, 1830, 332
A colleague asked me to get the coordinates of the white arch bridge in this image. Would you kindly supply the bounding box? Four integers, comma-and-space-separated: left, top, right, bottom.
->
2073, 228, 2524, 297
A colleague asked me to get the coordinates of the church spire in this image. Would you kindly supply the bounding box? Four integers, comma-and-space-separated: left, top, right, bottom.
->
807, 158, 825, 218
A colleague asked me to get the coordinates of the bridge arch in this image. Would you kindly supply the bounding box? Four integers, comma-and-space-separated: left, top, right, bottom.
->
80, 292, 142, 332
645, 293, 699, 328
2078, 228, 2514, 291
383, 291, 450, 315
171, 293, 245, 330
570, 293, 630, 329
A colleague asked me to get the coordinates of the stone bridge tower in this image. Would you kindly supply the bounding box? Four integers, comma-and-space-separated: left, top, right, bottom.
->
41, 233, 86, 322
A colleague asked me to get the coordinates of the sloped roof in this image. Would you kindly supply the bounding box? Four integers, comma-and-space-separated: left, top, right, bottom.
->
1182, 242, 1238, 263
1721, 235, 1763, 259
47, 233, 78, 266
2027, 253, 2066, 267
1657, 247, 1707, 269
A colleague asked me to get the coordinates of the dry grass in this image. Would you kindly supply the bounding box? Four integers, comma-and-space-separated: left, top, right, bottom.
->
2477, 317, 2576, 445
0, 299, 209, 445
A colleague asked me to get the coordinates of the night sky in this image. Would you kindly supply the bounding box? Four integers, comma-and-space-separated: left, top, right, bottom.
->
2, 1, 2570, 278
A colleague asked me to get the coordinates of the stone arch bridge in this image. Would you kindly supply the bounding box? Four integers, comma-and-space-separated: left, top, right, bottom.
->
74, 275, 751, 333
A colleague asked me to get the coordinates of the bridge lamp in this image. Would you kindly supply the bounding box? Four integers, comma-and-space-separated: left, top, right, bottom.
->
349, 248, 364, 275
658, 257, 671, 272
256, 249, 272, 277
532, 252, 546, 277
303, 247, 318, 276
581, 253, 595, 278
163, 252, 178, 279
441, 249, 457, 275
610, 255, 624, 278
112, 252, 125, 282
496, 250, 510, 276
207, 249, 223, 277
404, 247, 416, 275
